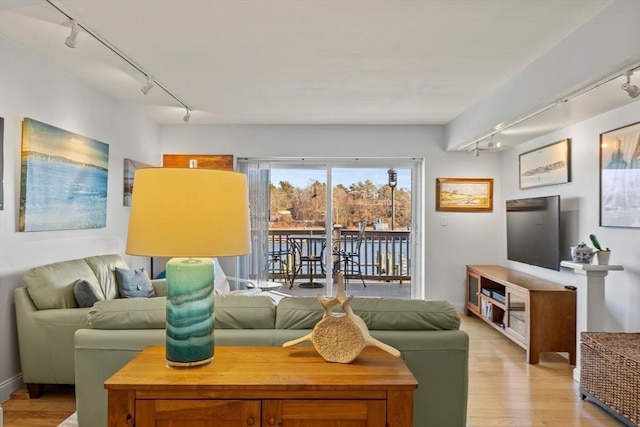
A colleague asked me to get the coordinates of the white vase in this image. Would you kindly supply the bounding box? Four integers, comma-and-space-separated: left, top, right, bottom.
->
596, 251, 610, 265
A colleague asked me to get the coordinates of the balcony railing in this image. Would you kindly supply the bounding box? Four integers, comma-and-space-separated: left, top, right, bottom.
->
266, 228, 411, 283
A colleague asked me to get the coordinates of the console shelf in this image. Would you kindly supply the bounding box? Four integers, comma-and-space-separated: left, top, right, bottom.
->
465, 265, 576, 364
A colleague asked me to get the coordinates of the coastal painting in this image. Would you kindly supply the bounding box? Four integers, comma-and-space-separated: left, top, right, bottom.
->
124, 159, 151, 206
19, 118, 109, 232
600, 122, 640, 228
436, 178, 493, 212
519, 139, 571, 189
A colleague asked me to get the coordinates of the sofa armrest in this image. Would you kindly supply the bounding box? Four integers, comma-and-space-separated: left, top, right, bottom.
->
151, 279, 166, 296
14, 287, 89, 385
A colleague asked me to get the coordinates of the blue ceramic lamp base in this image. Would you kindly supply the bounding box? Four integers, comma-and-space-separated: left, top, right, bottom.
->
165, 257, 215, 368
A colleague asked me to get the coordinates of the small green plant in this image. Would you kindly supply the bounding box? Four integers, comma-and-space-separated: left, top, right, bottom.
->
589, 234, 610, 252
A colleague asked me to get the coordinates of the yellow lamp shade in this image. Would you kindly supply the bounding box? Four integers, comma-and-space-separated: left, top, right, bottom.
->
126, 168, 250, 258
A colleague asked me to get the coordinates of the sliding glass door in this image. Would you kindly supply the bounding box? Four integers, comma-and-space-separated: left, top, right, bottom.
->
238, 158, 423, 299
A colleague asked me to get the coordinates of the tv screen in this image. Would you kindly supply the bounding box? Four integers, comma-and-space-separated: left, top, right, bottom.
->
506, 195, 561, 271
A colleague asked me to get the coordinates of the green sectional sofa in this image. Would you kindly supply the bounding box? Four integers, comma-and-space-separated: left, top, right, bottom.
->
76, 294, 468, 427
14, 254, 468, 427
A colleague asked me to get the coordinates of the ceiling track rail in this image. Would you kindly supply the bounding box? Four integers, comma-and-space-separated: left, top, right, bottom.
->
45, 0, 191, 115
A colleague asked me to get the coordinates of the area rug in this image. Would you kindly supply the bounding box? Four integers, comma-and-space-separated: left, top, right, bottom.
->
57, 412, 77, 427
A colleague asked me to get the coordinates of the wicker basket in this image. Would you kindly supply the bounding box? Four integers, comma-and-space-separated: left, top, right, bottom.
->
580, 332, 640, 426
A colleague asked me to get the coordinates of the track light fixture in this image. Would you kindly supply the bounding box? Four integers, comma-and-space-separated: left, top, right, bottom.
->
65, 19, 79, 48
47, 0, 192, 122
621, 70, 640, 98
473, 142, 480, 157
141, 76, 154, 95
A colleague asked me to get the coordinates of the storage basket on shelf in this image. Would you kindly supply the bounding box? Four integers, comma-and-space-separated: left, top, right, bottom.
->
580, 332, 640, 427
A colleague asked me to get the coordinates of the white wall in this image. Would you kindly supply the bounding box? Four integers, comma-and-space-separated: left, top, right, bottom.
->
161, 102, 640, 334
500, 102, 640, 331
0, 38, 161, 402
446, 0, 640, 150
160, 124, 505, 305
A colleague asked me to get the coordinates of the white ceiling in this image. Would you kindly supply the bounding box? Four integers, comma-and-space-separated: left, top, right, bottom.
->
0, 0, 636, 148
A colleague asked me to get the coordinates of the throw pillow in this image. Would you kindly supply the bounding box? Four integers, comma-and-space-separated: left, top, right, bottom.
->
73, 279, 104, 308
115, 267, 156, 298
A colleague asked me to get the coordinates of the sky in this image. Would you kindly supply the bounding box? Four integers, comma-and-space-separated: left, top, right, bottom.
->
271, 168, 411, 190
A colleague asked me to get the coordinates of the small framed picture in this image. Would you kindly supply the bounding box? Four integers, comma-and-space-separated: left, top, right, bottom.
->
519, 138, 571, 189
436, 178, 493, 212
599, 122, 640, 228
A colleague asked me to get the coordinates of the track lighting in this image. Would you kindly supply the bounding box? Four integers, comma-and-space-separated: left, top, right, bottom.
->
621, 70, 640, 98
48, 0, 191, 121
473, 142, 480, 157
141, 76, 154, 95
65, 20, 79, 48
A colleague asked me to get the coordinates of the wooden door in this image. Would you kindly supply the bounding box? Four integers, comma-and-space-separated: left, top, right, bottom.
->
136, 399, 260, 427
504, 288, 528, 345
262, 400, 386, 427
466, 269, 481, 315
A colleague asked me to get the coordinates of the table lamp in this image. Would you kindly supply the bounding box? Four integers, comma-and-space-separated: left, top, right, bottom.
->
126, 167, 250, 368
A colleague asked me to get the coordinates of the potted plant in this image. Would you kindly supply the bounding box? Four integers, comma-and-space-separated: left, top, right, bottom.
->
570, 242, 594, 263
589, 234, 611, 265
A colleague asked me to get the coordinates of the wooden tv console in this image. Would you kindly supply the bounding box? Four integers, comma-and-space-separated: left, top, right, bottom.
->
465, 265, 576, 364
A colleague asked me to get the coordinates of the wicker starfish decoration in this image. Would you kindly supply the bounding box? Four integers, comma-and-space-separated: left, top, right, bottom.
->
283, 274, 400, 363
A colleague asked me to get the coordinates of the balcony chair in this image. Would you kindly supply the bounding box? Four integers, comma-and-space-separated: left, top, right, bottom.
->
331, 221, 366, 288
265, 246, 294, 286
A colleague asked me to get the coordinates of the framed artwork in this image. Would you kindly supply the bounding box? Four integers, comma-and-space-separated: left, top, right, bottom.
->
162, 154, 233, 170
599, 122, 640, 228
519, 138, 571, 189
19, 118, 109, 232
124, 159, 152, 206
436, 178, 493, 212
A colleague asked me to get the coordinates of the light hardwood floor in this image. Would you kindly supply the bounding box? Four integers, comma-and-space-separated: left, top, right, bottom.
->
461, 314, 623, 427
1, 314, 625, 427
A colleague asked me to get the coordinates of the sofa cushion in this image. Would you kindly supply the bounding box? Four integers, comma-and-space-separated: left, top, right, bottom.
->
88, 294, 277, 330
275, 297, 324, 329
88, 297, 166, 329
275, 297, 460, 331
115, 268, 155, 298
215, 294, 277, 329
74, 279, 104, 308
84, 254, 130, 300
349, 299, 460, 330
23, 259, 101, 310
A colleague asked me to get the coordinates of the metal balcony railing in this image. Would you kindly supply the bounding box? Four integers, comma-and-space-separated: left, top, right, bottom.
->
266, 228, 411, 283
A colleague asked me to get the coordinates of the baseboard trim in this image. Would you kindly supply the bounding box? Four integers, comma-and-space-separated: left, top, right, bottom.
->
573, 367, 580, 382
0, 373, 24, 404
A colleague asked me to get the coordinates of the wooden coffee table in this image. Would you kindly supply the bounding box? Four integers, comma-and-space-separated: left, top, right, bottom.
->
105, 345, 417, 426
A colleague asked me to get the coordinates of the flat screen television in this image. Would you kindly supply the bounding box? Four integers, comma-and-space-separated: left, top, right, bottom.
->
506, 195, 561, 271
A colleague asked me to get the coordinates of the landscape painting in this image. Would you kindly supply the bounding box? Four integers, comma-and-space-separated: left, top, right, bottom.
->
124, 159, 151, 206
19, 118, 109, 232
519, 138, 571, 189
436, 178, 493, 212
600, 122, 640, 228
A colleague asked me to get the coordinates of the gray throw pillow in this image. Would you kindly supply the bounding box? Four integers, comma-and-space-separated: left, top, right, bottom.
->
115, 267, 156, 298
73, 279, 104, 307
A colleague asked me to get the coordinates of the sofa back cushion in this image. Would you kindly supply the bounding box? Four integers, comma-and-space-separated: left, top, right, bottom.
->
88, 297, 166, 329
276, 297, 460, 331
214, 294, 276, 329
83, 254, 129, 300
88, 294, 276, 330
23, 259, 101, 310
